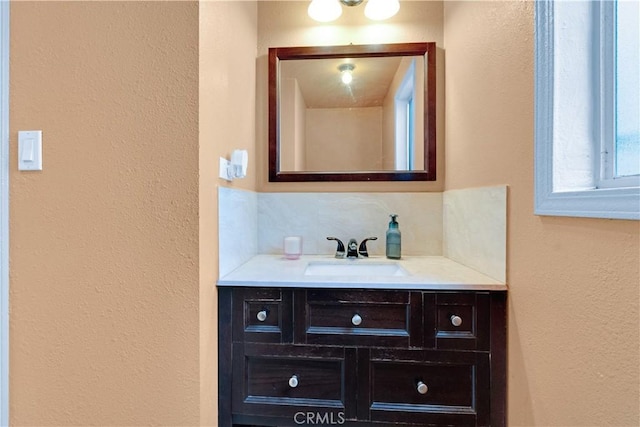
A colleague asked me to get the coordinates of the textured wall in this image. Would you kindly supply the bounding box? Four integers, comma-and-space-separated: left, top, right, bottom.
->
199, 1, 258, 424
10, 2, 200, 425
444, 1, 640, 425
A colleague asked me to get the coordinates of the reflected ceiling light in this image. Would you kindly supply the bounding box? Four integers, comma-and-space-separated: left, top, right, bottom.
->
308, 0, 399, 23
338, 63, 355, 85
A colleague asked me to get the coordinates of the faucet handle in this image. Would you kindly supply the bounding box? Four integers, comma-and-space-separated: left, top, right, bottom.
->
358, 237, 378, 258
326, 237, 345, 258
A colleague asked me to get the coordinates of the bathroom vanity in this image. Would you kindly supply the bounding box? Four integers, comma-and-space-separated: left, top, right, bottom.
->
218, 256, 507, 427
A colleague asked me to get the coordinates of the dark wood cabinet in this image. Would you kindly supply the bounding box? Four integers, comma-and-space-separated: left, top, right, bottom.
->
219, 287, 506, 427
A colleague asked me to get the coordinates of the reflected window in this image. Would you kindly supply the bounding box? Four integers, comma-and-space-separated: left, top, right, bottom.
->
395, 59, 416, 170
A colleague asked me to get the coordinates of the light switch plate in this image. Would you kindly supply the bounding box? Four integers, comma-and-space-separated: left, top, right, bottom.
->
18, 130, 42, 171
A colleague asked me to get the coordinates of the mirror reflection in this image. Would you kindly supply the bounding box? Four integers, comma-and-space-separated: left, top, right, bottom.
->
269, 43, 436, 182
279, 55, 425, 172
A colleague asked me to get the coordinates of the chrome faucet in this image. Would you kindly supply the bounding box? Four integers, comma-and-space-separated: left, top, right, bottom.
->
327, 236, 378, 258
346, 239, 359, 258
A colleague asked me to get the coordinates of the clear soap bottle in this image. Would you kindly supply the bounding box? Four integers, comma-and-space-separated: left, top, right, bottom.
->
386, 214, 401, 259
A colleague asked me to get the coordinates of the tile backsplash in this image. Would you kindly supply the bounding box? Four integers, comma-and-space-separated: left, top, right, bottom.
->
219, 186, 507, 283
443, 186, 507, 282
258, 192, 443, 257
218, 187, 258, 277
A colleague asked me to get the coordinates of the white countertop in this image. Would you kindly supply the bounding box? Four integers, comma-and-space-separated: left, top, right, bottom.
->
217, 255, 507, 291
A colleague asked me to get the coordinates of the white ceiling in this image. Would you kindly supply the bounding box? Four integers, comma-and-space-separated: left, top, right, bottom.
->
279, 56, 404, 108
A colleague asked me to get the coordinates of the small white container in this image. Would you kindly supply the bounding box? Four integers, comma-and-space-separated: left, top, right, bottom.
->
283, 236, 302, 260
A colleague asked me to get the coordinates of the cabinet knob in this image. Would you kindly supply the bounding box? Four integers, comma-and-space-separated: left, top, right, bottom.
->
288, 375, 299, 388
450, 315, 463, 327
351, 314, 362, 326
417, 381, 428, 395
256, 310, 268, 322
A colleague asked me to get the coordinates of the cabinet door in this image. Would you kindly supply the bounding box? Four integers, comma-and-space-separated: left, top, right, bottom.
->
362, 348, 490, 426
232, 288, 293, 344
429, 292, 491, 351
232, 343, 357, 422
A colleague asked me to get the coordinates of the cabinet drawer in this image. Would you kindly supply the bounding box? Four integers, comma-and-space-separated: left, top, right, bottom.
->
433, 292, 490, 350
232, 343, 357, 420
232, 288, 292, 343
366, 349, 490, 426
298, 290, 422, 348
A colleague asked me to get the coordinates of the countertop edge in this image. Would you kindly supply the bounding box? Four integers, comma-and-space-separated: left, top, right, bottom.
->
217, 255, 507, 291
216, 280, 507, 291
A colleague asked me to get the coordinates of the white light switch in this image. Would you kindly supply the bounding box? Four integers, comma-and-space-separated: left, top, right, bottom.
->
18, 130, 42, 171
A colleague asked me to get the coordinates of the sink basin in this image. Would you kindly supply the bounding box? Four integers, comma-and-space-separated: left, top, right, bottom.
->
304, 261, 409, 277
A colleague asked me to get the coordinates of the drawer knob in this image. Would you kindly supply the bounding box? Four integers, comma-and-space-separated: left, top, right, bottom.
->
351, 314, 362, 326
288, 375, 299, 388
417, 381, 429, 395
450, 315, 463, 327
256, 310, 268, 322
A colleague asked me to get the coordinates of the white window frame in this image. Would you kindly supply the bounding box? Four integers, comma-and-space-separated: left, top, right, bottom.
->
535, 0, 640, 220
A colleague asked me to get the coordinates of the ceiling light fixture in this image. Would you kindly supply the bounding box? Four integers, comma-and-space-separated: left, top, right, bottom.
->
308, 0, 400, 23
308, 0, 342, 22
364, 0, 400, 21
338, 63, 355, 85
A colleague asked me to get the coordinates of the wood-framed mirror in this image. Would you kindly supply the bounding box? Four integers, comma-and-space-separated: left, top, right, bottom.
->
268, 42, 436, 182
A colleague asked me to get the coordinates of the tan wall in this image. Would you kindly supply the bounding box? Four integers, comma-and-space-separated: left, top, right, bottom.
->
9, 2, 638, 426
305, 107, 382, 171
444, 2, 640, 426
10, 1, 200, 425
257, 0, 444, 192
201, 0, 258, 195
294, 80, 306, 171
280, 77, 305, 171
280, 78, 297, 171
199, 0, 257, 424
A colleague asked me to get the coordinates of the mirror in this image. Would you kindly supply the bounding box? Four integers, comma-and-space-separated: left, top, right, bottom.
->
269, 42, 436, 182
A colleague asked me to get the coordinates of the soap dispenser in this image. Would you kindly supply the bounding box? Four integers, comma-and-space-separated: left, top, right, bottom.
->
386, 214, 401, 259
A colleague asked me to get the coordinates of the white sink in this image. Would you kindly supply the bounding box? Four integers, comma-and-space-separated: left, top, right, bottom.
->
304, 261, 409, 277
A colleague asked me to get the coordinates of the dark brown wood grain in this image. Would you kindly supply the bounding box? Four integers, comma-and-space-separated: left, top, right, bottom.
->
303, 289, 411, 347
367, 349, 488, 426
219, 287, 506, 426
232, 343, 348, 420
218, 288, 233, 427
490, 291, 507, 427
268, 42, 437, 182
434, 292, 491, 351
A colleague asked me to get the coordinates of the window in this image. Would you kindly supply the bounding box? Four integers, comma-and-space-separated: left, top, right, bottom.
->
535, 0, 640, 220
613, 0, 640, 179
598, 0, 640, 189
